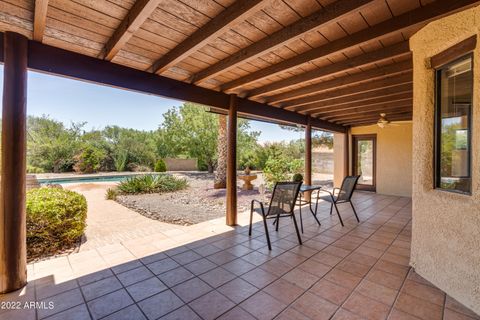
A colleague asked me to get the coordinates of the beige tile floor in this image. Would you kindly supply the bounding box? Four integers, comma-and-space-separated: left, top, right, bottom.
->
1, 192, 479, 320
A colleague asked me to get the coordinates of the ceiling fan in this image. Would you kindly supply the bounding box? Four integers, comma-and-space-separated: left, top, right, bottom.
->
376, 113, 400, 128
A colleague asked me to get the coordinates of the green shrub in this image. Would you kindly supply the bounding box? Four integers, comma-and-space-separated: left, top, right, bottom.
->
105, 188, 118, 200
74, 145, 106, 173
289, 159, 304, 175
117, 174, 188, 194
154, 159, 167, 172
292, 173, 303, 182
27, 165, 45, 173
263, 157, 290, 188
26, 188, 87, 259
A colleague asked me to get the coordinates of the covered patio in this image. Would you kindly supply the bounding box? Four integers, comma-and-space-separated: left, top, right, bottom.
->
3, 192, 478, 320
1, 0, 480, 319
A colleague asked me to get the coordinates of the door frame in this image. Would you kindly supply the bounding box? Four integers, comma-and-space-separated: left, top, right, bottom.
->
352, 134, 377, 192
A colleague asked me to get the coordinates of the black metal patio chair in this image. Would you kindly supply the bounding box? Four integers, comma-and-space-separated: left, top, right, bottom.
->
319, 175, 360, 227
249, 181, 302, 250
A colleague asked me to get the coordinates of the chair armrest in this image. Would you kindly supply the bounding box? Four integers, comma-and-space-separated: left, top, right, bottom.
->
333, 187, 340, 195
319, 188, 333, 196
251, 199, 266, 217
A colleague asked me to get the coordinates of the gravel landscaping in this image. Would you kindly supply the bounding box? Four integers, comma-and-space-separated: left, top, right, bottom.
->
115, 172, 332, 226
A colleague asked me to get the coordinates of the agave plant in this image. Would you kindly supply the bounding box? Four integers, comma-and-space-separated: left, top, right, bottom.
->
117, 174, 187, 194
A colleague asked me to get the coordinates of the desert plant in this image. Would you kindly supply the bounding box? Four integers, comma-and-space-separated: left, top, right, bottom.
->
26, 187, 87, 259
113, 150, 128, 172
117, 174, 188, 194
105, 188, 118, 200
154, 159, 167, 172
292, 173, 303, 182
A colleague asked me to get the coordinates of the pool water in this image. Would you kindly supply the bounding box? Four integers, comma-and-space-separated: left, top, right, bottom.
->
38, 174, 158, 185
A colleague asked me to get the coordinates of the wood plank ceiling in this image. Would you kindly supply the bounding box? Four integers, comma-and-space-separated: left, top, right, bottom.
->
0, 0, 479, 126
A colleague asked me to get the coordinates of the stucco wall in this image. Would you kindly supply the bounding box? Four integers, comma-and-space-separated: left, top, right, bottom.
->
410, 7, 480, 313
350, 123, 413, 197
333, 133, 347, 188
164, 158, 197, 171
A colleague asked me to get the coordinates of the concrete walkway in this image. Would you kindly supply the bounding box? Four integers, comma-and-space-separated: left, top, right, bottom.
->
64, 183, 232, 253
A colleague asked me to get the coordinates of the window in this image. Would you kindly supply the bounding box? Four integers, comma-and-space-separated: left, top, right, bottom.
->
435, 55, 473, 194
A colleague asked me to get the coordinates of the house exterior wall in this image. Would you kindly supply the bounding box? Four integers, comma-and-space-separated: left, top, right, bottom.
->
350, 123, 413, 197
410, 7, 480, 313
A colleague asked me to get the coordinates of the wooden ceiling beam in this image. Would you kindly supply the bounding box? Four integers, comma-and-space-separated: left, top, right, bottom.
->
283, 73, 412, 109
292, 84, 412, 113
191, 0, 376, 84
102, 0, 162, 61
329, 109, 413, 124
33, 0, 49, 42
310, 95, 412, 117
151, 0, 266, 75
341, 113, 412, 126
265, 60, 412, 104
247, 41, 410, 98
235, 0, 480, 95
321, 103, 413, 121
0, 32, 345, 133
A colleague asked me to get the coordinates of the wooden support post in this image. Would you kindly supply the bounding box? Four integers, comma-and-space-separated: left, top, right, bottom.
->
226, 94, 237, 226
0, 32, 28, 294
345, 128, 350, 176
305, 117, 312, 201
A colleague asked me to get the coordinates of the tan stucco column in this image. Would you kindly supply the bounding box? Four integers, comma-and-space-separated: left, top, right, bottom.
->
333, 132, 348, 188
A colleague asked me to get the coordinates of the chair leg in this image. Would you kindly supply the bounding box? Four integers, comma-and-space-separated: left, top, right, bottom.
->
262, 216, 272, 250
275, 213, 280, 231
291, 214, 302, 245
350, 201, 360, 223
329, 203, 333, 215
249, 203, 254, 236
299, 209, 304, 233
334, 202, 344, 227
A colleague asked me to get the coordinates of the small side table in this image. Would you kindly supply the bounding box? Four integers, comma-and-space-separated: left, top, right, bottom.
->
238, 174, 257, 190
298, 185, 322, 232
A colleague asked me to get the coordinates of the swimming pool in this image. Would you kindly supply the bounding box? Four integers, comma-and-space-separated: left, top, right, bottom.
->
38, 173, 158, 185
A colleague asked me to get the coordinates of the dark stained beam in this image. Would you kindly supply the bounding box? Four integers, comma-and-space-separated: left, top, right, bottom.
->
226, 94, 237, 226
102, 0, 162, 61
151, 0, 266, 74
430, 35, 477, 68
33, 0, 49, 42
191, 0, 376, 84
319, 101, 413, 119
0, 32, 28, 294
280, 73, 412, 109
266, 60, 412, 104
294, 84, 412, 113
230, 0, 480, 93
0, 32, 345, 132
247, 41, 411, 98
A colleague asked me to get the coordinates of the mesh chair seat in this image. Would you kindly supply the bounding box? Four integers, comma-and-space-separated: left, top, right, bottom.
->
320, 175, 361, 226
319, 195, 337, 203
249, 181, 303, 250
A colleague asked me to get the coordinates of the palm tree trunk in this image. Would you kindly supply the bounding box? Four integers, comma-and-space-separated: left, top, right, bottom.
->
214, 114, 227, 189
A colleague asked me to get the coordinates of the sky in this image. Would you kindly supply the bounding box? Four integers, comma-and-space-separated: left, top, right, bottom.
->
0, 66, 300, 143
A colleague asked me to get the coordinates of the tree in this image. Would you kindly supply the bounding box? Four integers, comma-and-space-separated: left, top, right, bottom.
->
27, 116, 83, 172
214, 115, 227, 188
279, 124, 334, 148
160, 103, 218, 172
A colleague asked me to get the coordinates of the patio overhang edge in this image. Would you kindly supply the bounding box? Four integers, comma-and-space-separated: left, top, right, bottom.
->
0, 32, 346, 134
